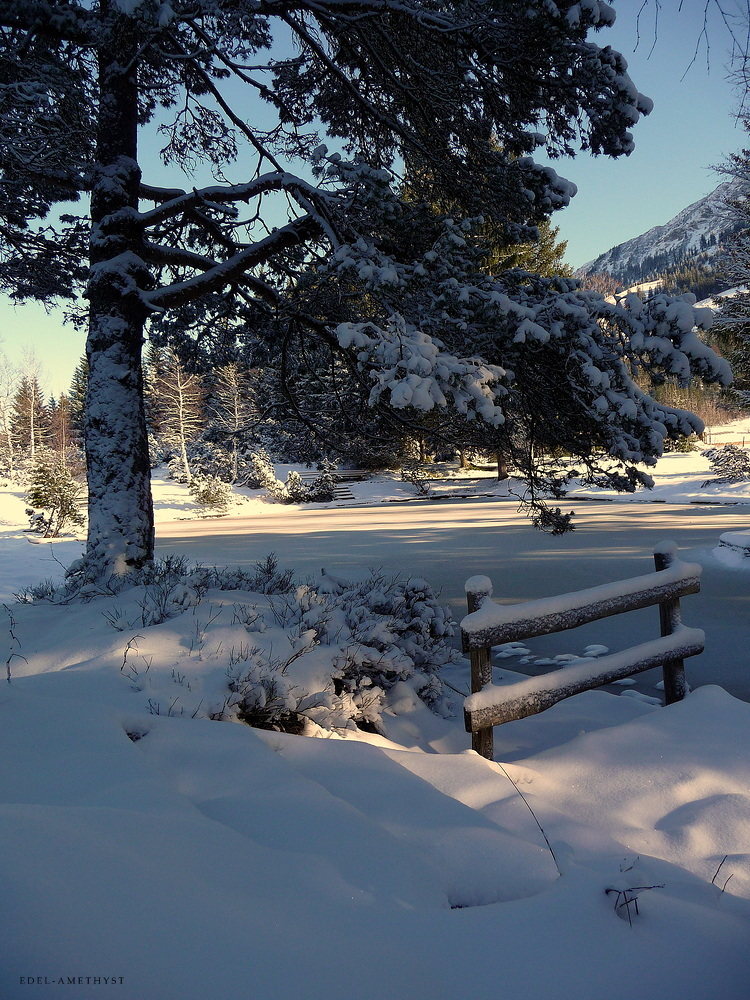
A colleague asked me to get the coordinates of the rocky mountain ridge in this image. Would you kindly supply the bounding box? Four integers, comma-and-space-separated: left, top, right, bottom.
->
579, 176, 747, 286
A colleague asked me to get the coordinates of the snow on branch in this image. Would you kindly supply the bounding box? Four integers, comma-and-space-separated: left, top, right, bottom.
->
337, 315, 508, 425
136, 172, 338, 230
142, 216, 320, 310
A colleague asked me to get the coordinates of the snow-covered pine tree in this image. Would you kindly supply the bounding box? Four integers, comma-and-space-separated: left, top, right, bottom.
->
68, 356, 89, 438
26, 454, 85, 537
703, 443, 750, 484
11, 375, 48, 463
714, 125, 750, 390
248, 448, 287, 500
0, 0, 735, 574
147, 349, 206, 483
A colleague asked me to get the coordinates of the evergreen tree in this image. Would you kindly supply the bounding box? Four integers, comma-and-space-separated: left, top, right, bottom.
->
492, 220, 572, 277
11, 375, 48, 460
709, 122, 750, 389
0, 0, 733, 573
68, 356, 89, 436
143, 343, 168, 436
26, 455, 85, 537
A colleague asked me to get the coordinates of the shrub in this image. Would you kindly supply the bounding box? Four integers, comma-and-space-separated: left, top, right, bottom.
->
702, 444, 750, 485
251, 452, 339, 504
188, 474, 234, 512
307, 460, 337, 502
17, 552, 296, 604
663, 434, 699, 453
401, 463, 432, 496
231, 570, 459, 732
284, 470, 309, 503
250, 448, 287, 500
19, 555, 457, 737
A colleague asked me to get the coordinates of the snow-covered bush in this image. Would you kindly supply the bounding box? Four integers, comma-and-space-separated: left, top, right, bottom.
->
702, 444, 750, 485
284, 470, 309, 503
308, 460, 337, 501
251, 451, 337, 504
17, 557, 459, 736
282, 466, 337, 504
229, 570, 459, 732
250, 448, 287, 500
238, 571, 459, 731
188, 474, 234, 513
17, 552, 296, 605
166, 453, 189, 484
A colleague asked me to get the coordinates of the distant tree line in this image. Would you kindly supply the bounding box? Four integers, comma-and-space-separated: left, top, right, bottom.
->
0, 356, 82, 483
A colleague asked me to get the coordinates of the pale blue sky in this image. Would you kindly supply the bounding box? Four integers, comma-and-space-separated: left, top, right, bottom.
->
1, 1, 746, 397
549, 2, 747, 268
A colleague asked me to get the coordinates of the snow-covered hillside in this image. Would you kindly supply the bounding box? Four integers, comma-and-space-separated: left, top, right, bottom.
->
579, 177, 745, 281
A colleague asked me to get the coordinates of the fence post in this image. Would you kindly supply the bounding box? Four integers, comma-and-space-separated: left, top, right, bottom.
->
466, 576, 494, 760
653, 543, 688, 704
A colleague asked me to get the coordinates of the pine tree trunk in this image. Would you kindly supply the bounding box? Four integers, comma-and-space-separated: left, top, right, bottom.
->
81, 8, 154, 578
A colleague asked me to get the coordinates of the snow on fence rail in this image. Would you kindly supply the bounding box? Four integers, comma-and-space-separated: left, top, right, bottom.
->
461, 542, 704, 760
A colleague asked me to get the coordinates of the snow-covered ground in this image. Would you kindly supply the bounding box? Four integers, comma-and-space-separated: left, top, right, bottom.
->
4, 422, 750, 999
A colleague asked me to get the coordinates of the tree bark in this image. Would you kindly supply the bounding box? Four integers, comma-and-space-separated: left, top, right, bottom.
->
82, 6, 154, 577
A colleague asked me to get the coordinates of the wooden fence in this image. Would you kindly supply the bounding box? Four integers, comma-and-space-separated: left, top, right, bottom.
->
461, 542, 704, 760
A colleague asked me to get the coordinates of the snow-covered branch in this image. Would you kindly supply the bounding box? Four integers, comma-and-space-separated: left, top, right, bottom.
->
143, 216, 320, 309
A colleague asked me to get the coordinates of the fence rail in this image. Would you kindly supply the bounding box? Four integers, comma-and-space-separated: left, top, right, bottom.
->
461, 542, 704, 760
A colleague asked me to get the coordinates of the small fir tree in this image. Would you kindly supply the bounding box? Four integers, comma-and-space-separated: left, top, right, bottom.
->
703, 444, 750, 484
188, 474, 234, 513
67, 356, 89, 437
26, 456, 85, 537
284, 470, 310, 503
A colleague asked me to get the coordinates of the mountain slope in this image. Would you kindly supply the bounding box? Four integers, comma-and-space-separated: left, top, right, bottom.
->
579, 177, 747, 286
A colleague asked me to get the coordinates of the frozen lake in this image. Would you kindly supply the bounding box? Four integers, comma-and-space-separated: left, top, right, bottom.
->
156, 497, 750, 700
